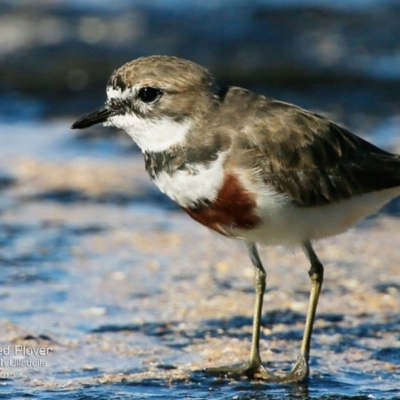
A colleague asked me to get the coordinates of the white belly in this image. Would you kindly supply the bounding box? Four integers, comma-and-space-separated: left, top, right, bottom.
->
229, 186, 400, 247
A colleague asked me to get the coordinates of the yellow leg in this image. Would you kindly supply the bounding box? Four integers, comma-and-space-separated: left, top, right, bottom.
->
280, 241, 324, 382
205, 242, 275, 379
205, 240, 323, 383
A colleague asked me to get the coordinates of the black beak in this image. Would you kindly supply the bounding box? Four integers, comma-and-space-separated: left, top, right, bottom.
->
71, 106, 114, 129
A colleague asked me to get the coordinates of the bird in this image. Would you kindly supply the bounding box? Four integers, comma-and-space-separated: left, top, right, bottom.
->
71, 55, 400, 382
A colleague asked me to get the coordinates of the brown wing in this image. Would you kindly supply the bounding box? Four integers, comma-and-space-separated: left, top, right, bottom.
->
234, 100, 400, 207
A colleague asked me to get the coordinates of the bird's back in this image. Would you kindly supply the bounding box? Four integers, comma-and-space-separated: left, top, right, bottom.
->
217, 88, 400, 208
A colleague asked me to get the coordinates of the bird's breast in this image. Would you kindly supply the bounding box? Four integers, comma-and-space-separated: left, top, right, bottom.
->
183, 173, 261, 236
150, 151, 261, 236
151, 151, 227, 209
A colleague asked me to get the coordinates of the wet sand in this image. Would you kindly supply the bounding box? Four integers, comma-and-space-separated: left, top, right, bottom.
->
0, 127, 400, 399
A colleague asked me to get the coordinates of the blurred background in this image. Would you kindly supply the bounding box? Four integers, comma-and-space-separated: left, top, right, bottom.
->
1, 0, 400, 397
2, 0, 400, 125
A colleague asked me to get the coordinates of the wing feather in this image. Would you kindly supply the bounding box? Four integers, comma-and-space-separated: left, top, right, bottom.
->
230, 99, 400, 207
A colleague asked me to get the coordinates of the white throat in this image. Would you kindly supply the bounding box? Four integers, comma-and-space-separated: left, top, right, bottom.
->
105, 113, 191, 152
104, 87, 190, 153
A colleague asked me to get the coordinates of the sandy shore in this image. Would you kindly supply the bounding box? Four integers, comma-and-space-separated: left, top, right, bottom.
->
0, 152, 399, 395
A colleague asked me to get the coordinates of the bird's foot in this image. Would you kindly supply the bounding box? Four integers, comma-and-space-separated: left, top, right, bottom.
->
204, 354, 309, 383
204, 359, 277, 381
277, 354, 309, 383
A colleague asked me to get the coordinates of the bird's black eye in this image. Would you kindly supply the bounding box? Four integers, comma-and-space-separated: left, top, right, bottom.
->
137, 87, 163, 104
